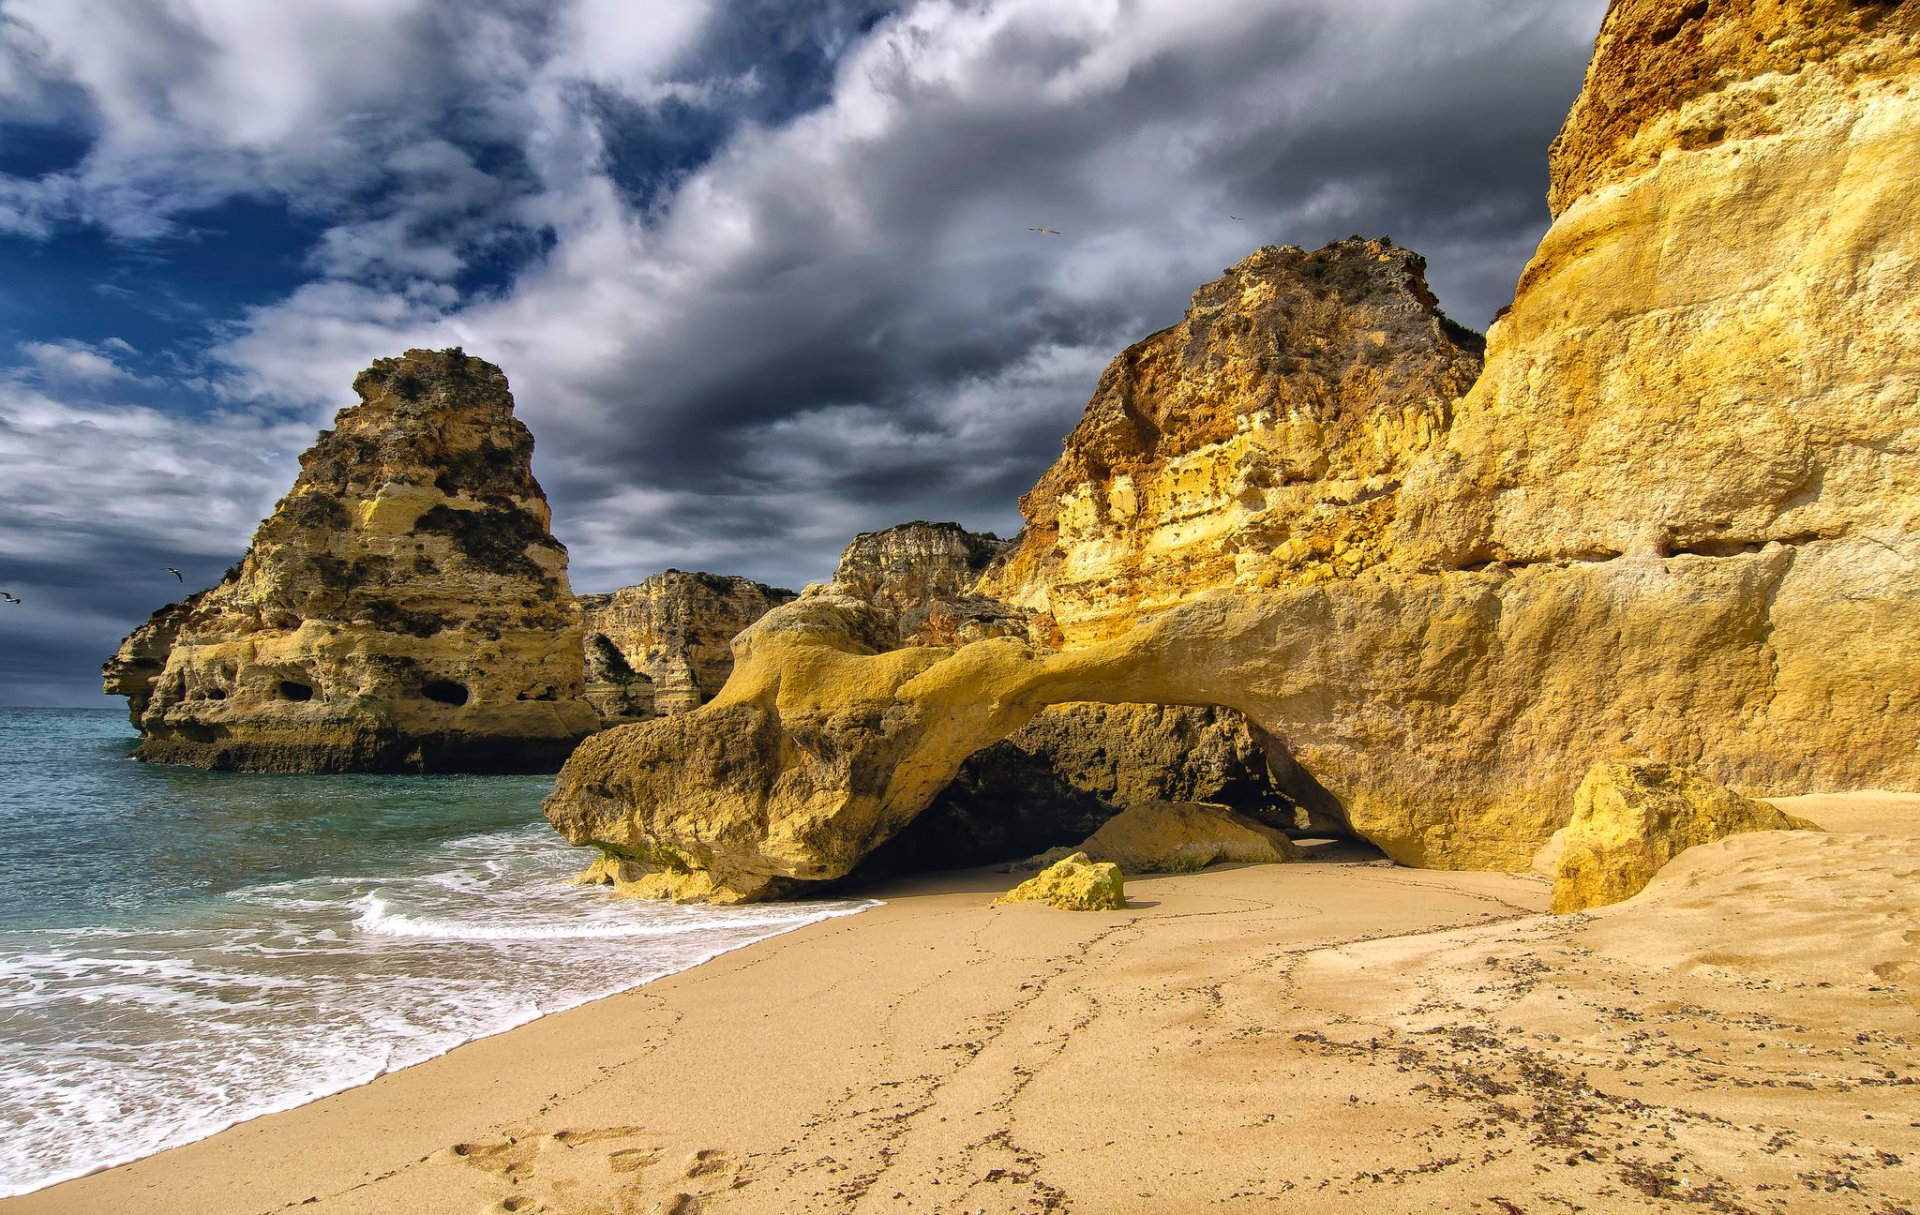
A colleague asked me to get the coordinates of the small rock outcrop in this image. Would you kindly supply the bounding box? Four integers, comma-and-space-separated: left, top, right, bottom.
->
991, 852, 1125, 911
103, 348, 598, 772
1551, 762, 1822, 913
1047, 800, 1302, 873
579, 572, 796, 717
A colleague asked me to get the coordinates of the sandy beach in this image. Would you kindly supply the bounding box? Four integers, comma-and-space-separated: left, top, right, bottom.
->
7, 794, 1917, 1215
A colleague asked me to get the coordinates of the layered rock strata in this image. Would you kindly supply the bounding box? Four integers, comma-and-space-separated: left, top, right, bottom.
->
579, 572, 796, 717
979, 237, 1485, 645
105, 349, 598, 772
829, 521, 1022, 647
548, 1, 1920, 897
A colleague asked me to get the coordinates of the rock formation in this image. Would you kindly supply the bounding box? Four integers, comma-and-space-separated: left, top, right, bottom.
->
104, 348, 599, 772
978, 238, 1485, 646
868, 702, 1315, 878
1551, 761, 1821, 914
547, 1, 1920, 899
581, 633, 654, 725
990, 852, 1125, 911
579, 572, 796, 717
829, 521, 1021, 647
1036, 800, 1301, 874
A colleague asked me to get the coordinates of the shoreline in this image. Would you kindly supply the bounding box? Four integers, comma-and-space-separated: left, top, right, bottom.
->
0, 890, 879, 1202
7, 795, 1918, 1214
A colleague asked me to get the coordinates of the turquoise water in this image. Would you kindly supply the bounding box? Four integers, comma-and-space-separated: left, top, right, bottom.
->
0, 708, 871, 1197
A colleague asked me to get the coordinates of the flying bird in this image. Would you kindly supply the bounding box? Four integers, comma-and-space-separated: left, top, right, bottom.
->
1, 592, 19, 605
1229, 215, 1245, 221
1029, 227, 1061, 235
166, 567, 183, 582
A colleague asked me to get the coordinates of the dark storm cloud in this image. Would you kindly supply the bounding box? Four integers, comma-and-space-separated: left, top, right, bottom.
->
1, 0, 1611, 702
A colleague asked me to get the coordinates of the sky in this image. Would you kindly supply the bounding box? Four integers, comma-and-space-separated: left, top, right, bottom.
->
0, 0, 1610, 707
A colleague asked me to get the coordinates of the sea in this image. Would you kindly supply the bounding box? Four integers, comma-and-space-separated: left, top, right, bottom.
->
0, 707, 874, 1198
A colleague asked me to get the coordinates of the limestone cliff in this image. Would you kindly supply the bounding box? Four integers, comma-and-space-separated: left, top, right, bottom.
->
104, 348, 598, 772
546, 1, 1920, 898
830, 522, 1020, 647
579, 572, 796, 716
979, 238, 1484, 646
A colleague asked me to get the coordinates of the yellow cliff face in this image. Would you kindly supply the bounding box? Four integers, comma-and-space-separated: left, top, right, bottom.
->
579, 572, 796, 717
104, 348, 599, 772
546, 1, 1920, 898
979, 238, 1484, 648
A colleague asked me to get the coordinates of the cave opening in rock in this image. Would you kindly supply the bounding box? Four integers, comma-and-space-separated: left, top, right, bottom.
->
277, 680, 314, 702
842, 701, 1363, 884
422, 679, 471, 707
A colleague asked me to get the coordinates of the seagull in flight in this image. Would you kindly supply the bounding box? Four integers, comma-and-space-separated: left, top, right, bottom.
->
1029, 227, 1061, 235
1229, 215, 1245, 221
1, 592, 19, 605
165, 567, 183, 582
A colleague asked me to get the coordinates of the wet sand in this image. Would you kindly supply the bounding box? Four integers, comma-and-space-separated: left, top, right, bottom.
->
8, 795, 1918, 1215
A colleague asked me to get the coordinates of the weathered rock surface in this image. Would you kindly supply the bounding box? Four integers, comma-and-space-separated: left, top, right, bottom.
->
1037, 800, 1301, 874
990, 852, 1125, 911
579, 571, 796, 717
104, 348, 598, 772
1551, 761, 1821, 914
829, 521, 1021, 647
581, 633, 654, 725
979, 237, 1485, 646
868, 702, 1314, 878
547, 3, 1920, 897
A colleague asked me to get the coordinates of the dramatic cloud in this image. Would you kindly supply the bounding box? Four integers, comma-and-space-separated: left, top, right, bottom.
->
0, 0, 1608, 703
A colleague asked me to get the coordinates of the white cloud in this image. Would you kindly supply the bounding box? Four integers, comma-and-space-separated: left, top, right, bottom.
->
0, 377, 304, 563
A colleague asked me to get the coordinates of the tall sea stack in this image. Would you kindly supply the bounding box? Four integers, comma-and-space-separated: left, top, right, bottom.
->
104, 348, 599, 772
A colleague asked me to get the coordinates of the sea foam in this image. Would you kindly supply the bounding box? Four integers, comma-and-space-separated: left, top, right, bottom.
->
0, 820, 873, 1198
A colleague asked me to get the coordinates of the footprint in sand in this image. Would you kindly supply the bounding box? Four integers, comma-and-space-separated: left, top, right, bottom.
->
450, 1125, 669, 1215
682, 1148, 734, 1180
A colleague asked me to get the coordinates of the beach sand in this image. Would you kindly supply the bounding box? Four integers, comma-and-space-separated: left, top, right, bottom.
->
8, 795, 1918, 1215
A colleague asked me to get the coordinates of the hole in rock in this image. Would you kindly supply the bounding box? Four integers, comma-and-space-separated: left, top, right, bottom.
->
277, 680, 315, 702
422, 679, 470, 707
838, 702, 1359, 886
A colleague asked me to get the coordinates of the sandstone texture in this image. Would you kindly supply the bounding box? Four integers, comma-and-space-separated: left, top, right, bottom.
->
579, 571, 795, 717
1551, 760, 1821, 913
547, 2, 1920, 897
104, 349, 598, 772
869, 701, 1314, 878
828, 521, 1021, 647
1034, 799, 1301, 874
580, 633, 653, 725
979, 238, 1485, 647
989, 852, 1125, 911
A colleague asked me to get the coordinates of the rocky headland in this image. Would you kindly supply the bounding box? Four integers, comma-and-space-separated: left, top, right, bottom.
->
103, 348, 599, 773
545, 0, 1920, 901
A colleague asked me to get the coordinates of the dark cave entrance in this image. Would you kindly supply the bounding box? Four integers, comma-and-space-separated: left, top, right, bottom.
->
421, 679, 471, 707
842, 701, 1367, 884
